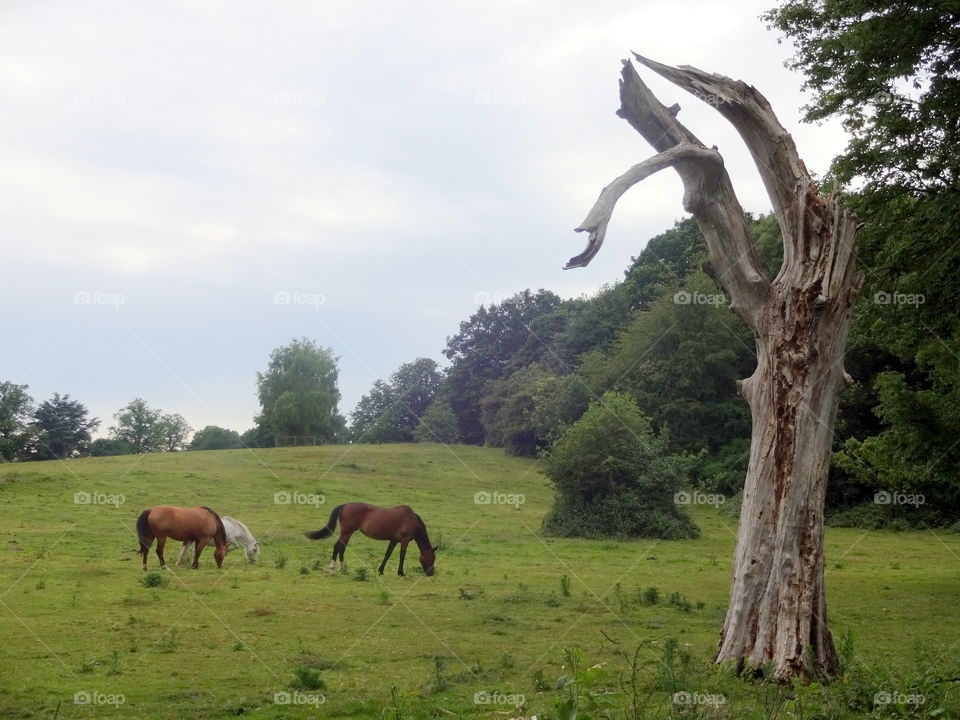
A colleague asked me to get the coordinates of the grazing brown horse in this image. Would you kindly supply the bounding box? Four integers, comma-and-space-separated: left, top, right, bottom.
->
305, 503, 436, 576
136, 505, 227, 571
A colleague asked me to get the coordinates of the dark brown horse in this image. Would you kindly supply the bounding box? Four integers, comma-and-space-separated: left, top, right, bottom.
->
305, 503, 436, 576
136, 505, 228, 571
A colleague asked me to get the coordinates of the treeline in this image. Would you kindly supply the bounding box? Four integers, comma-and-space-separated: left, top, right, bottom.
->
351, 207, 958, 530
0, 392, 192, 459
0, 338, 348, 459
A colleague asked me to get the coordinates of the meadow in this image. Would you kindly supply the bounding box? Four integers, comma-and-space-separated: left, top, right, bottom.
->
0, 444, 958, 719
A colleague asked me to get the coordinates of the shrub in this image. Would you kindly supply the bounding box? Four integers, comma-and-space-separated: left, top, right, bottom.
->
141, 572, 167, 588
542, 392, 699, 539
290, 665, 325, 691
413, 399, 461, 444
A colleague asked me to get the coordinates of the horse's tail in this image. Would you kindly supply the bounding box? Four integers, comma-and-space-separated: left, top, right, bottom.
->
305, 504, 344, 540
201, 506, 228, 547
136, 509, 153, 555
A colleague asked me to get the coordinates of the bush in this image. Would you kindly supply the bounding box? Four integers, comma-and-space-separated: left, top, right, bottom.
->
90, 438, 136, 457
141, 572, 167, 588
542, 392, 698, 539
413, 399, 461, 444
826, 499, 954, 530
188, 425, 242, 451
289, 666, 325, 691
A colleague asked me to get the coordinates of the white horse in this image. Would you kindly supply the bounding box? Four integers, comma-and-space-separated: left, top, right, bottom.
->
176, 516, 260, 566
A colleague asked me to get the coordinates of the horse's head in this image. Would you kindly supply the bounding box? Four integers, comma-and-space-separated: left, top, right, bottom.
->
245, 542, 260, 563
420, 545, 436, 576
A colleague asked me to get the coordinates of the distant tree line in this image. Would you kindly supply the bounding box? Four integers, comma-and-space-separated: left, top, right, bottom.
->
0, 389, 192, 460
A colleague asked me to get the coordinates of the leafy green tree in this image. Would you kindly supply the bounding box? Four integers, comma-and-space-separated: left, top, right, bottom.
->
240, 424, 274, 449
765, 1, 960, 193
444, 289, 564, 444
90, 438, 136, 457
580, 272, 755, 466
620, 218, 706, 309
350, 380, 399, 443
156, 413, 192, 452
479, 367, 540, 455
256, 338, 342, 445
413, 399, 461, 444
189, 425, 243, 451
110, 398, 164, 453
389, 358, 443, 433
768, 1, 960, 524
350, 358, 443, 443
542, 392, 697, 539
32, 393, 99, 459
0, 382, 34, 462
480, 364, 589, 456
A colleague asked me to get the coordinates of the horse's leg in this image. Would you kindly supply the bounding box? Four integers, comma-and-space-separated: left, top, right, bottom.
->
176, 541, 191, 568
378, 540, 397, 575
140, 538, 153, 571
329, 531, 351, 574
328, 536, 342, 574
192, 538, 205, 569
337, 532, 351, 574
156, 536, 168, 570
397, 540, 409, 577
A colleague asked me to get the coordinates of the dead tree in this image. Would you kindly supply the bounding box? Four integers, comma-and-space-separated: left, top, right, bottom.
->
568, 55, 862, 680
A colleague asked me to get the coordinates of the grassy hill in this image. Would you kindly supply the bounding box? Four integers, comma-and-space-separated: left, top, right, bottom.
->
0, 444, 958, 718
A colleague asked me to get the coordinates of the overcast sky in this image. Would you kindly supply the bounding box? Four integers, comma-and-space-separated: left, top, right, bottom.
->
0, 0, 848, 437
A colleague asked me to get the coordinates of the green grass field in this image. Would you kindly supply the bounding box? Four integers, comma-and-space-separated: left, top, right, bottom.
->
1, 444, 958, 719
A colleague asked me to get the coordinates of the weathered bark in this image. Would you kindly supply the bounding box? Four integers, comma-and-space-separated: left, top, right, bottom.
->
569, 56, 863, 680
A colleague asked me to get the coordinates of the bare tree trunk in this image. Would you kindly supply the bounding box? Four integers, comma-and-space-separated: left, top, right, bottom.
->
570, 56, 862, 680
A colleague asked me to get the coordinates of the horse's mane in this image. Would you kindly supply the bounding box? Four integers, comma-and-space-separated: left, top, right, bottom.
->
223, 517, 254, 542
412, 511, 432, 550
200, 506, 228, 546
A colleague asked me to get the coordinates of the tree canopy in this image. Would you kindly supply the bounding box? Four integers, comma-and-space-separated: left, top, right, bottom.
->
256, 338, 343, 445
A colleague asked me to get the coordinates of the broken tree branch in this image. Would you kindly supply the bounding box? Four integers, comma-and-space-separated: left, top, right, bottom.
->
567, 144, 722, 270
